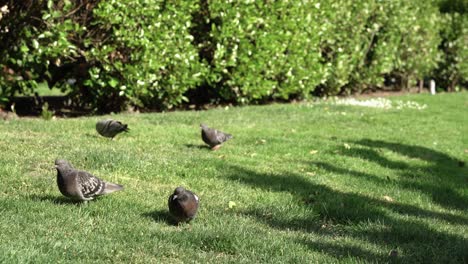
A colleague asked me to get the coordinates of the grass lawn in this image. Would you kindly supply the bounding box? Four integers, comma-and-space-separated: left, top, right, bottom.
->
15, 82, 66, 96
0, 92, 466, 263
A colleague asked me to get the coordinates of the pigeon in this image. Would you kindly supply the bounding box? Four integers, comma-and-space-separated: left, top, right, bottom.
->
200, 124, 232, 150
168, 187, 199, 224
96, 119, 129, 139
55, 159, 124, 201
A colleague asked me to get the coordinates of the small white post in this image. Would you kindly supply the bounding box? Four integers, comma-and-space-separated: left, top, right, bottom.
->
430, 80, 436, 95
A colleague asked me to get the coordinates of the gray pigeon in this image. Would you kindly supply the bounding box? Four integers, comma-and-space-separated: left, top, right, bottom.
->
96, 119, 129, 139
55, 159, 124, 201
200, 124, 232, 150
168, 187, 199, 224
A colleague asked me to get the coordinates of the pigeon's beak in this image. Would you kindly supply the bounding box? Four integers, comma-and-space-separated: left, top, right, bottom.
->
172, 195, 178, 200
54, 165, 59, 169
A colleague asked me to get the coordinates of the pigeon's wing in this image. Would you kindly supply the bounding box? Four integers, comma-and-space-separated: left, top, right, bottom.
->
168, 194, 173, 208
96, 120, 112, 136
76, 170, 105, 199
215, 129, 232, 143
168, 195, 185, 221
182, 191, 199, 219
202, 128, 219, 146
109, 120, 128, 133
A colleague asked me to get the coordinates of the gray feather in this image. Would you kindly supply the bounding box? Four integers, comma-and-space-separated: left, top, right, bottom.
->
200, 124, 232, 148
96, 119, 129, 138
55, 159, 124, 201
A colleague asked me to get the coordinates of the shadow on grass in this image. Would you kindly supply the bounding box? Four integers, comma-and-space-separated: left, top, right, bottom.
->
142, 210, 176, 225
84, 133, 101, 139
310, 162, 468, 225
29, 194, 84, 205
343, 139, 468, 210
223, 163, 468, 262
300, 240, 391, 263
185, 144, 210, 150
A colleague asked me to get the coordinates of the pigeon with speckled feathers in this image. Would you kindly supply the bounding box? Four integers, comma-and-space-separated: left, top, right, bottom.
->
200, 124, 232, 150
96, 119, 129, 139
55, 159, 124, 201
168, 187, 199, 223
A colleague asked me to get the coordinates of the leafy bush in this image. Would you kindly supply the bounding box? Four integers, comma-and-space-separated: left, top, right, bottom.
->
88, 0, 205, 110
0, 0, 465, 112
1, 0, 204, 112
313, 1, 382, 95
203, 0, 324, 103
386, 1, 441, 89
316, 0, 441, 95
0, 1, 47, 105
434, 0, 468, 91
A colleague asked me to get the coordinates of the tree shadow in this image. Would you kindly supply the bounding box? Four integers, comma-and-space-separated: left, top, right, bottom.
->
310, 162, 468, 225
141, 209, 176, 225
341, 147, 410, 170
300, 239, 394, 263
342, 139, 468, 210
223, 164, 468, 262
355, 139, 462, 164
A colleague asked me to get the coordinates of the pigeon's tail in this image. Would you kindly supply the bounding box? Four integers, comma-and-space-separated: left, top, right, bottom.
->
102, 182, 124, 194
226, 133, 233, 140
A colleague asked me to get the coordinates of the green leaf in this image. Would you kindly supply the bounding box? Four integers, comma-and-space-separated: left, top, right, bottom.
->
108, 78, 119, 88
20, 45, 29, 53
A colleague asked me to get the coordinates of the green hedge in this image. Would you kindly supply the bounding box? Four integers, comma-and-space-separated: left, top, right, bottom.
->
435, 0, 468, 91
88, 0, 205, 110
204, 1, 324, 103
0, 0, 466, 112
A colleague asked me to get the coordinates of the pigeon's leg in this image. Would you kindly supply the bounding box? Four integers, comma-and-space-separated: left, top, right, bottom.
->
211, 145, 221, 151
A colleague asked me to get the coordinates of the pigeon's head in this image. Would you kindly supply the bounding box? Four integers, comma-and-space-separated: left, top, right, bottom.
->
54, 159, 71, 169
200, 124, 208, 129
172, 186, 186, 200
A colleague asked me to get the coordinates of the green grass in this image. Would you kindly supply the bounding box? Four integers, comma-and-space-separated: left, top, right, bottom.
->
0, 92, 467, 263
15, 82, 66, 96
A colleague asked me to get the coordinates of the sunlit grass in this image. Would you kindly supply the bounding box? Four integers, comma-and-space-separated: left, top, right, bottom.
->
0, 92, 466, 263
15, 82, 66, 96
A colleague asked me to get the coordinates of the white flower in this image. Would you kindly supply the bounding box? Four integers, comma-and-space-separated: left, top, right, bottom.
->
0, 5, 9, 13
